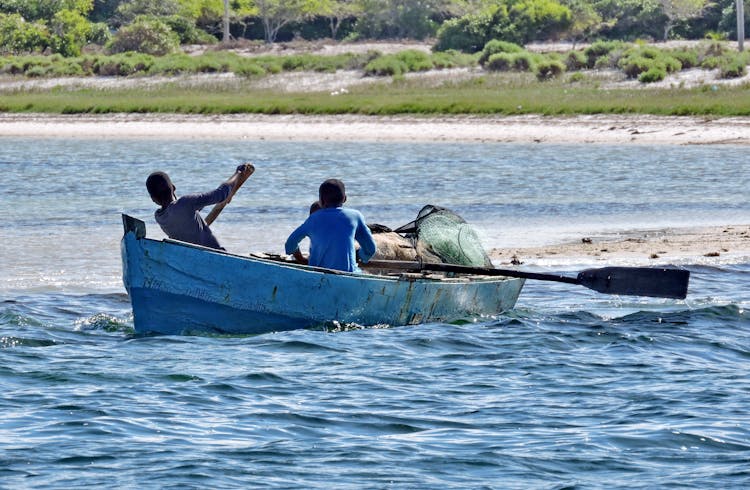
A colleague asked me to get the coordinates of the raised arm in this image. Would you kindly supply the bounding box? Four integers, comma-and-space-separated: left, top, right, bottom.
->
203, 163, 255, 225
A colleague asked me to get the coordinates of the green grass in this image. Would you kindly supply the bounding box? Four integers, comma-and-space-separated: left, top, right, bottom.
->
2, 75, 750, 116
1, 44, 749, 116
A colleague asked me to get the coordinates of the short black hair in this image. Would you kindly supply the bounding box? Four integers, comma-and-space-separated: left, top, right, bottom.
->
146, 171, 174, 204
319, 179, 345, 207
309, 200, 322, 214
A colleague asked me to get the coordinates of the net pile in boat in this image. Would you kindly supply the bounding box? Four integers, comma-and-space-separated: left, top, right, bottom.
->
395, 205, 492, 267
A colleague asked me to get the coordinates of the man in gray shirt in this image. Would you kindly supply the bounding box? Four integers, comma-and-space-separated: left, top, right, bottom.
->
146, 164, 252, 250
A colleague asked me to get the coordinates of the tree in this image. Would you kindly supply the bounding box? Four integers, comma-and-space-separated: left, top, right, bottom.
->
254, 0, 310, 43
738, 0, 745, 49
591, 0, 664, 40
560, 0, 604, 44
317, 0, 359, 39
354, 0, 448, 39
49, 8, 92, 55
115, 0, 180, 25
507, 0, 573, 43
106, 15, 179, 54
660, 0, 709, 39
0, 12, 49, 53
0, 0, 93, 21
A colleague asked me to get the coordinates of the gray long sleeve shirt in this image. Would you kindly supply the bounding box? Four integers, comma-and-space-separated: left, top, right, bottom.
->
154, 183, 230, 250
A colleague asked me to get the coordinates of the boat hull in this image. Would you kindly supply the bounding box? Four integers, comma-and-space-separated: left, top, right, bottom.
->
121, 218, 524, 335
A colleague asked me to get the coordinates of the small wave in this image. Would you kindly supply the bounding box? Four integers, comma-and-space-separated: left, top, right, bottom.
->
619, 304, 746, 325
0, 310, 45, 329
260, 339, 345, 353
74, 312, 134, 333
0, 336, 58, 348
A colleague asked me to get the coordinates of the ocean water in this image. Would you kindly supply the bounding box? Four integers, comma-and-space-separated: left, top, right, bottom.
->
1, 138, 749, 488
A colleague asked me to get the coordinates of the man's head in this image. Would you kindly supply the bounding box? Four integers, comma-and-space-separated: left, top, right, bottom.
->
146, 171, 176, 207
318, 179, 346, 208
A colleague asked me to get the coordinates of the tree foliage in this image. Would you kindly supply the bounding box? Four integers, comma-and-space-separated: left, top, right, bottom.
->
1, 0, 750, 56
0, 12, 49, 53
106, 15, 179, 54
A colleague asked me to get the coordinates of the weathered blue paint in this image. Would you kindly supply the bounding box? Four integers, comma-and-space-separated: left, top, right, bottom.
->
121, 215, 524, 335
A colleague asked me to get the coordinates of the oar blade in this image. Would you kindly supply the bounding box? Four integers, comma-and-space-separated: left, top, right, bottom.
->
577, 267, 690, 299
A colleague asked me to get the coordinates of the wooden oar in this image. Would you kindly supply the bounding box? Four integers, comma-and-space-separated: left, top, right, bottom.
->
204, 163, 255, 226
364, 260, 690, 299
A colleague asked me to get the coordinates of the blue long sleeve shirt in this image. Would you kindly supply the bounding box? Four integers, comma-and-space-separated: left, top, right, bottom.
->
285, 207, 377, 272
154, 183, 230, 250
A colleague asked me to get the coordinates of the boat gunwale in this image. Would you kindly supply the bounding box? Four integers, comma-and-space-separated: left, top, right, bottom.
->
134, 236, 517, 285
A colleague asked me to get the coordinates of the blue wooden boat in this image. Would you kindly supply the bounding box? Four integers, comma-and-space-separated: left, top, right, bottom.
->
121, 214, 525, 335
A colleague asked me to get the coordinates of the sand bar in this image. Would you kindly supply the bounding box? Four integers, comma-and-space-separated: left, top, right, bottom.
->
489, 224, 750, 266
2, 113, 750, 145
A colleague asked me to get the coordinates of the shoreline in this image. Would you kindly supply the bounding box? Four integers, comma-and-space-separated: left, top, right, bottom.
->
487, 224, 750, 266
2, 113, 750, 145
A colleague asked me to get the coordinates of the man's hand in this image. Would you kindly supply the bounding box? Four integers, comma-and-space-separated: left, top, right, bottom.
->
292, 249, 308, 265
236, 163, 255, 175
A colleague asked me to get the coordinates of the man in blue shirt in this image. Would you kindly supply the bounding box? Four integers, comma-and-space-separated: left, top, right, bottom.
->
146, 164, 252, 250
285, 179, 377, 272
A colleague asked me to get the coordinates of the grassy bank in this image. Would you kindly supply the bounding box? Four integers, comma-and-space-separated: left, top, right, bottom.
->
1, 75, 749, 116
1, 42, 750, 117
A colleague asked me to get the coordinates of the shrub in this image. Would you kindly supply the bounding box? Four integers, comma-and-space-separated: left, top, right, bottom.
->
702, 40, 727, 58
535, 59, 566, 80
78, 54, 101, 75
395, 50, 433, 71
583, 41, 624, 68
620, 56, 654, 79
95, 52, 155, 76
619, 48, 681, 79
25, 65, 51, 77
106, 16, 179, 56
478, 39, 524, 66
670, 49, 698, 69
638, 66, 666, 83
701, 56, 723, 69
485, 52, 535, 72
564, 50, 586, 70
259, 59, 282, 74
193, 53, 236, 73
430, 50, 478, 69
662, 55, 682, 73
364, 55, 408, 76
485, 53, 514, 71
235, 61, 266, 78
593, 55, 615, 69
148, 53, 196, 74
511, 52, 535, 71
568, 72, 585, 83
720, 55, 747, 79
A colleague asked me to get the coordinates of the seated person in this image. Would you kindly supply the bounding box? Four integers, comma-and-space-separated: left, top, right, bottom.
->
146, 164, 252, 250
285, 179, 376, 272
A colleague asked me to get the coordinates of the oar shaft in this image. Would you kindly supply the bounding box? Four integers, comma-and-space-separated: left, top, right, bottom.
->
364, 259, 689, 299
365, 260, 579, 284
205, 164, 254, 226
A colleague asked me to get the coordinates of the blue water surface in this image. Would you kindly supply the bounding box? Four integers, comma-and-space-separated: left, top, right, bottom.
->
1, 139, 749, 488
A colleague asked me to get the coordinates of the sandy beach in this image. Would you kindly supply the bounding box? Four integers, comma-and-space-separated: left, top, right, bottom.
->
2, 112, 748, 264
2, 112, 750, 145
488, 224, 750, 266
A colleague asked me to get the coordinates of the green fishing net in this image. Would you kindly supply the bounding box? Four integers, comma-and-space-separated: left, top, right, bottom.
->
395, 205, 492, 267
